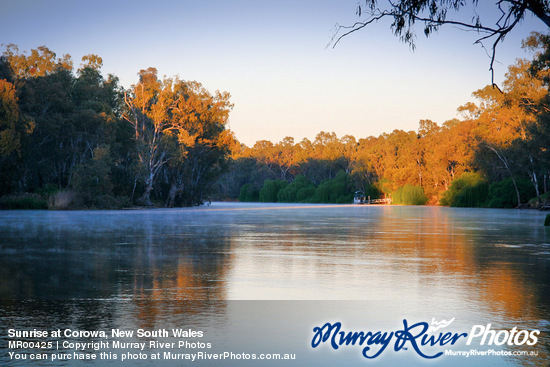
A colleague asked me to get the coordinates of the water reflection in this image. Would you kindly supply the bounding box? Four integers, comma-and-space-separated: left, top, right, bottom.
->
0, 209, 232, 300
0, 204, 549, 366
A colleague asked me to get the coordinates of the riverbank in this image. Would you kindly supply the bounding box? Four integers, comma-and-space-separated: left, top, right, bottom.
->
0, 191, 130, 210
5, 175, 547, 211
2, 190, 550, 212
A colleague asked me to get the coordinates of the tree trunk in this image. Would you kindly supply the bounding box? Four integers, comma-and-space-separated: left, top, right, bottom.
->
485, 145, 522, 207
528, 170, 540, 200
527, 155, 541, 200
165, 182, 179, 207
140, 173, 154, 206
131, 178, 138, 202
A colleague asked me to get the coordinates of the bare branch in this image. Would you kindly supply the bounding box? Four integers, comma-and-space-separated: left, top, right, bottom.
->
330, 0, 548, 83
330, 11, 392, 48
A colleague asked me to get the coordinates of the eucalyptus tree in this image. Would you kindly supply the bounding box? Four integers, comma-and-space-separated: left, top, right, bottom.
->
163, 81, 233, 207
0, 62, 32, 194
123, 68, 175, 205
124, 68, 233, 206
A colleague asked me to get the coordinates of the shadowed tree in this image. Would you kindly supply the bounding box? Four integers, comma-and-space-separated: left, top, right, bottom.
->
460, 39, 548, 205
163, 81, 233, 207
0, 73, 34, 194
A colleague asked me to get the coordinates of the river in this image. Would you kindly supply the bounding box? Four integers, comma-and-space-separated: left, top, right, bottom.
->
1, 203, 549, 366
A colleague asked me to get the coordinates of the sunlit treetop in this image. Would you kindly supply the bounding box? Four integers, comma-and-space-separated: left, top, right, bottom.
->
2, 44, 72, 78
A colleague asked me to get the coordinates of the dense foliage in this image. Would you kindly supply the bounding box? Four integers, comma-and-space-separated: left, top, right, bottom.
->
0, 45, 233, 208
2, 33, 550, 209
439, 172, 488, 207
215, 33, 550, 207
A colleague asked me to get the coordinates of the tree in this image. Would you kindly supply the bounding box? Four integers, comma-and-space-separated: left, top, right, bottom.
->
0, 79, 25, 157
2, 44, 72, 78
463, 40, 549, 205
273, 136, 299, 181
392, 184, 428, 205
1, 45, 123, 195
70, 145, 115, 206
123, 68, 173, 205
1, 44, 235, 208
332, 1, 550, 84
247, 140, 278, 176
340, 134, 359, 174
0, 76, 33, 194
310, 170, 354, 204
440, 172, 489, 207
373, 129, 419, 192
259, 179, 288, 202
124, 69, 233, 206
513, 32, 550, 197
79, 54, 103, 72
163, 81, 233, 207
422, 119, 474, 194
277, 175, 316, 202
18, 66, 78, 188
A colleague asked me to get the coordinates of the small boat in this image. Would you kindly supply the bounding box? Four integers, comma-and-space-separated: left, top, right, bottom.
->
354, 191, 366, 204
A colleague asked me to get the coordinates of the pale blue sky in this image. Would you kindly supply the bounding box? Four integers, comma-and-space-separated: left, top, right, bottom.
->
1, 0, 547, 145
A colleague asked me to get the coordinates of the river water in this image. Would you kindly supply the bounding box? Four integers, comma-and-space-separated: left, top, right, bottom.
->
0, 203, 549, 366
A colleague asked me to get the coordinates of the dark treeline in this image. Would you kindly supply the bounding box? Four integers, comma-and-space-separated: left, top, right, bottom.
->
0, 45, 234, 209
215, 33, 550, 208
2, 33, 550, 209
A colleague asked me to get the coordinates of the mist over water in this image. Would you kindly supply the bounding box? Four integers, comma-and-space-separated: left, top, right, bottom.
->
1, 203, 549, 366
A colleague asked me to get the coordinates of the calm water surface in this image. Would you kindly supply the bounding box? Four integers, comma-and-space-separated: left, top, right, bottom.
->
1, 203, 549, 366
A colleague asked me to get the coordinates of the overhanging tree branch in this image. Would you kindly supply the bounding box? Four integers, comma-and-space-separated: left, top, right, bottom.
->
331, 0, 550, 85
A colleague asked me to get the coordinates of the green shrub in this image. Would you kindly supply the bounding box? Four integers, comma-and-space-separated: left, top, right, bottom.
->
70, 146, 114, 205
392, 184, 427, 205
528, 191, 550, 208
0, 193, 48, 209
440, 172, 488, 207
310, 171, 353, 204
364, 183, 382, 200
277, 175, 315, 203
393, 187, 403, 204
336, 194, 354, 204
545, 214, 550, 226
311, 183, 330, 203
35, 184, 59, 197
238, 183, 260, 202
296, 187, 316, 202
487, 178, 536, 208
259, 179, 288, 202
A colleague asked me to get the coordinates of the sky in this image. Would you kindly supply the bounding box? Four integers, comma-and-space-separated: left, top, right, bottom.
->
1, 0, 548, 146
